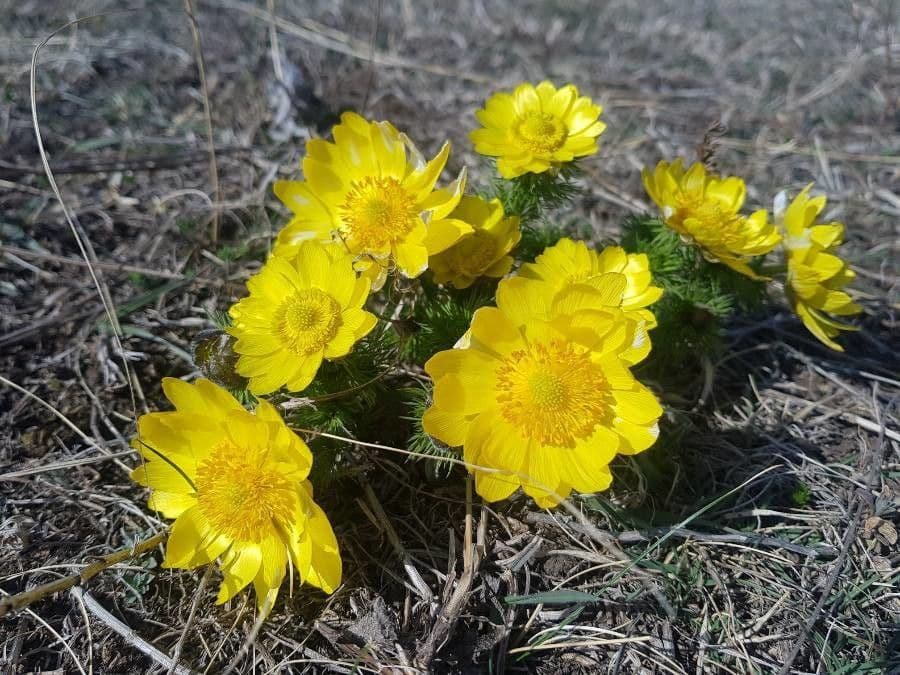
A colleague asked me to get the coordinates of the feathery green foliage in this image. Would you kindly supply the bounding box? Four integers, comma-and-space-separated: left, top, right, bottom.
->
400, 280, 494, 364
403, 386, 458, 479
491, 163, 583, 224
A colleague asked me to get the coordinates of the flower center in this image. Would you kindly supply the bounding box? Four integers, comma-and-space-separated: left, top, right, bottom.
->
674, 197, 743, 248
448, 230, 498, 276
495, 340, 611, 447
195, 442, 299, 543
340, 176, 418, 252
513, 112, 568, 154
275, 289, 342, 355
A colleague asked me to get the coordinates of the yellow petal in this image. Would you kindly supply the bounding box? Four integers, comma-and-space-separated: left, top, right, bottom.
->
255, 399, 313, 473
217, 543, 262, 604
424, 348, 497, 384
432, 373, 494, 414
422, 408, 472, 447
469, 307, 525, 357
423, 218, 473, 255
521, 445, 570, 507
147, 491, 196, 519
131, 457, 194, 495
161, 378, 219, 418
420, 167, 467, 222
475, 470, 521, 502
300, 493, 342, 593
257, 535, 288, 594
284, 353, 323, 391
612, 387, 663, 424
614, 418, 660, 455
552, 275, 627, 312
464, 409, 525, 504
561, 426, 617, 493
394, 241, 429, 278
404, 141, 450, 202
163, 506, 212, 569
496, 276, 553, 325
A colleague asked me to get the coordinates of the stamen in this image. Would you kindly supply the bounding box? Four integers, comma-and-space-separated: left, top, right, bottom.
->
274, 289, 342, 355
513, 112, 568, 153
194, 442, 299, 543
340, 176, 418, 251
495, 340, 611, 447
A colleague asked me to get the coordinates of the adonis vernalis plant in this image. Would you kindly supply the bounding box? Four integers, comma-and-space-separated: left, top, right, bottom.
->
228, 241, 377, 395
88, 78, 865, 627
423, 272, 663, 507
428, 195, 521, 289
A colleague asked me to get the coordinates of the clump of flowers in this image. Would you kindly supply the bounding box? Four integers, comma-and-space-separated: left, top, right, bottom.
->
102, 79, 865, 626
131, 378, 340, 616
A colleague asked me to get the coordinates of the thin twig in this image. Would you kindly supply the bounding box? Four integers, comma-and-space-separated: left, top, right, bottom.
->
362, 482, 433, 602
167, 564, 215, 675
0, 148, 247, 178
507, 635, 653, 654
0, 374, 130, 475
555, 499, 677, 620
527, 517, 839, 560
221, 594, 275, 675
29, 11, 138, 421
0, 449, 136, 481
221, 0, 494, 84
0, 245, 216, 284
183, 0, 220, 244
360, 0, 383, 113
770, 389, 900, 443
0, 592, 89, 675
70, 583, 94, 675
72, 587, 192, 675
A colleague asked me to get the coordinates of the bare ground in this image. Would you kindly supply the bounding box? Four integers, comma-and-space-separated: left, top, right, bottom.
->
1, 0, 899, 673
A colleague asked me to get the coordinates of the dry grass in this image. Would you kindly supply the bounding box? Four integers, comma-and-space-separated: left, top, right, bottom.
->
1, 0, 898, 672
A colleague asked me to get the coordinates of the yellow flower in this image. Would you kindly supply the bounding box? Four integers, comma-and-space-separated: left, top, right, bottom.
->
428, 195, 521, 289
642, 159, 780, 278
228, 241, 377, 395
470, 81, 606, 179
776, 186, 861, 351
519, 238, 663, 325
494, 258, 654, 366
273, 112, 469, 288
423, 299, 663, 508
131, 378, 341, 616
